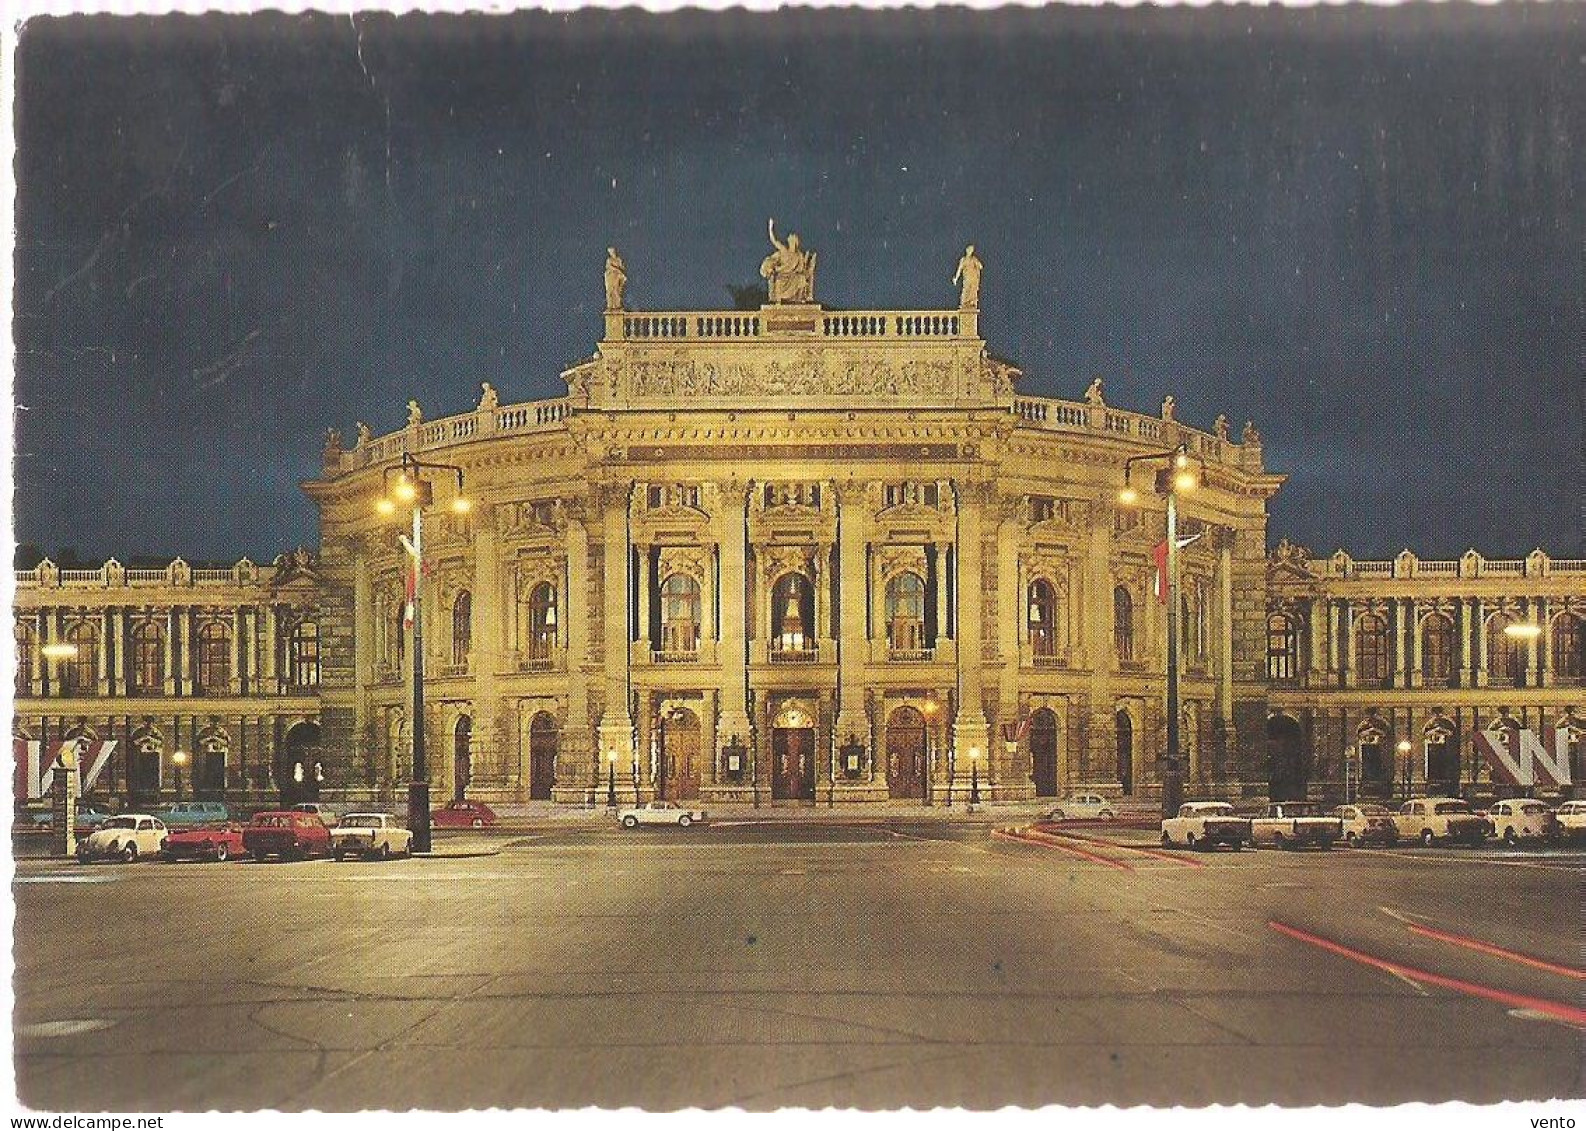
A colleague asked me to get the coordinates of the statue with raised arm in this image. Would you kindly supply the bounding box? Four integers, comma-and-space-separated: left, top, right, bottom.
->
479, 381, 499, 412
355, 421, 373, 447
953, 244, 983, 309
1084, 377, 1106, 407
760, 218, 817, 304
407, 400, 423, 427
1161, 395, 1176, 422
604, 247, 627, 312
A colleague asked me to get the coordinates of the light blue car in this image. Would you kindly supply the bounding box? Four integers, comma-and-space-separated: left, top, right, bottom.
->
155, 801, 236, 828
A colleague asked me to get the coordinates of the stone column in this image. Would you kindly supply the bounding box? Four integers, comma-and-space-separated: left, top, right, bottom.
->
951, 481, 990, 788
1475, 598, 1490, 687
716, 483, 751, 771
562, 509, 591, 800
1084, 500, 1115, 785
1409, 603, 1424, 688
1528, 597, 1545, 686
634, 541, 651, 659
933, 540, 949, 651
1341, 601, 1356, 687
96, 608, 111, 696
472, 508, 502, 789
109, 608, 125, 696
164, 607, 178, 695
262, 604, 277, 694
32, 609, 46, 697
1307, 598, 1327, 687
231, 607, 244, 694
1392, 599, 1407, 688
597, 484, 634, 777
1217, 538, 1234, 750
834, 481, 870, 768
994, 505, 1026, 798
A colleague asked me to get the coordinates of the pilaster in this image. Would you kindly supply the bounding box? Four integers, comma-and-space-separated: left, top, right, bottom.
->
598, 483, 635, 761
950, 479, 990, 785
716, 481, 752, 762
834, 480, 871, 761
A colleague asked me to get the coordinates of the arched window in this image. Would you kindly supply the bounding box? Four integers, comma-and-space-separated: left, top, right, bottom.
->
391, 599, 406, 666
1354, 613, 1390, 688
1113, 586, 1134, 663
14, 619, 37, 696
196, 621, 232, 694
1551, 614, 1584, 682
63, 621, 98, 696
660, 574, 701, 653
1028, 580, 1058, 659
130, 620, 165, 695
451, 591, 472, 670
1486, 614, 1523, 687
771, 573, 815, 655
885, 573, 926, 652
1266, 614, 1298, 681
1421, 613, 1456, 687
524, 582, 557, 661
289, 620, 320, 688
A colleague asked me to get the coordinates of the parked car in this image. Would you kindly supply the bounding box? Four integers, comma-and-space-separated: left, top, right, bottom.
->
162, 823, 248, 862
1041, 793, 1117, 821
289, 802, 337, 825
1160, 801, 1250, 850
431, 799, 498, 829
619, 800, 706, 828
1393, 797, 1487, 846
1331, 804, 1399, 847
242, 811, 333, 860
1250, 801, 1343, 850
1488, 799, 1559, 846
76, 815, 168, 863
1554, 801, 1586, 843
157, 801, 235, 828
331, 813, 413, 860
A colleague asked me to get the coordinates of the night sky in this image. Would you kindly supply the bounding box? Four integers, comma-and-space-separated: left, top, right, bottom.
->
14, 6, 1584, 564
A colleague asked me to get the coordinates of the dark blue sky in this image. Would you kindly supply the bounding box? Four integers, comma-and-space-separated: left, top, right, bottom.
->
14, 7, 1583, 563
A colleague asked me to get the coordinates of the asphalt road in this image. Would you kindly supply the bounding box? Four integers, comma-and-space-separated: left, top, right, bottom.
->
12, 818, 1583, 1111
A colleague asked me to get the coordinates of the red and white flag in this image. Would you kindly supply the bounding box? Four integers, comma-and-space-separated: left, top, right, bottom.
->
1152, 534, 1204, 603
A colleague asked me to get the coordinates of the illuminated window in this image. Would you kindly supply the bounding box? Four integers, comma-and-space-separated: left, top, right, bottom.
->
524, 582, 557, 660
63, 622, 98, 696
1552, 614, 1583, 681
1266, 614, 1298, 681
196, 621, 231, 694
131, 621, 165, 695
1028, 580, 1058, 658
1421, 614, 1455, 687
660, 574, 701, 653
14, 619, 36, 696
1113, 586, 1134, 662
1354, 613, 1390, 688
290, 620, 320, 688
885, 573, 926, 651
451, 591, 472, 669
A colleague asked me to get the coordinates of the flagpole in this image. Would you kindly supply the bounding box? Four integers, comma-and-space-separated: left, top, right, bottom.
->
1165, 485, 1184, 819
409, 496, 432, 853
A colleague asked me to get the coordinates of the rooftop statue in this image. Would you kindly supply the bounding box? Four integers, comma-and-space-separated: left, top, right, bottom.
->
1242, 419, 1261, 444
1213, 415, 1230, 441
478, 381, 499, 412
760, 219, 817, 304
953, 245, 983, 309
604, 247, 627, 312
355, 421, 373, 447
1084, 377, 1106, 407
1161, 395, 1176, 422
407, 400, 423, 427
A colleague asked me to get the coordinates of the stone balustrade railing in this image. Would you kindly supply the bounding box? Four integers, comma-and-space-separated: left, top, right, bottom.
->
338, 396, 573, 474
17, 558, 272, 588
1311, 550, 1583, 581
1011, 396, 1238, 464
615, 308, 969, 342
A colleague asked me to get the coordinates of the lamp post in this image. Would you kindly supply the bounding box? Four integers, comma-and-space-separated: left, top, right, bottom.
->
968, 747, 981, 811
922, 696, 939, 806
1119, 442, 1203, 820
1396, 739, 1413, 801
946, 739, 957, 808
606, 751, 618, 809
172, 750, 189, 802
40, 645, 81, 858
377, 452, 469, 854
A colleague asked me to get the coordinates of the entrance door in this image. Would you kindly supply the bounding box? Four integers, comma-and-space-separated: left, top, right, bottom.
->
528, 712, 557, 801
1030, 708, 1059, 797
453, 717, 473, 801
197, 750, 226, 801
1115, 709, 1134, 795
1267, 714, 1307, 801
281, 721, 322, 807
885, 707, 926, 800
129, 746, 160, 804
659, 709, 701, 800
771, 727, 816, 801
1426, 734, 1459, 796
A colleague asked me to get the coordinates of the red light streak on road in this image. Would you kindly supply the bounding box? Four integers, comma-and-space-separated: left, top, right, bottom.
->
1405, 923, 1586, 981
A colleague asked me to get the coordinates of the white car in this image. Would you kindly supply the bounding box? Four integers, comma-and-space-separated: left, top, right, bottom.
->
330, 813, 414, 860
1041, 793, 1117, 821
619, 801, 706, 829
1488, 799, 1559, 846
1555, 801, 1586, 842
1393, 797, 1487, 846
1331, 803, 1399, 847
1160, 801, 1250, 850
76, 814, 168, 863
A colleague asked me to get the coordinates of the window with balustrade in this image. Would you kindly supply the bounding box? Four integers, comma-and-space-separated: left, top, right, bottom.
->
451, 591, 472, 671
196, 621, 232, 694
1027, 580, 1058, 659
885, 573, 926, 653
523, 582, 557, 663
62, 622, 98, 696
14, 619, 36, 697
660, 574, 701, 654
1552, 614, 1584, 682
883, 482, 938, 508
1266, 614, 1298, 681
130, 621, 165, 695
290, 620, 320, 688
1113, 586, 1134, 663
1354, 613, 1391, 688
1421, 614, 1456, 687
1486, 615, 1523, 686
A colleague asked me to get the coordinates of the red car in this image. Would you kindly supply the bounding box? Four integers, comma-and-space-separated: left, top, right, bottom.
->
242, 811, 333, 860
431, 799, 497, 829
162, 822, 248, 863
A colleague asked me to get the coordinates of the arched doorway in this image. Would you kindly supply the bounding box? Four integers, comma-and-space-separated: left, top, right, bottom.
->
1356, 719, 1391, 800
281, 721, 322, 807
771, 701, 816, 802
885, 706, 926, 800
528, 712, 557, 801
453, 716, 473, 801
659, 708, 701, 800
1267, 714, 1307, 801
1115, 709, 1134, 795
1424, 718, 1458, 796
1030, 708, 1059, 797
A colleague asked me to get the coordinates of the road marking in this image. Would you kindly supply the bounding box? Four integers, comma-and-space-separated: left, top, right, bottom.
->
992, 828, 1134, 870
1404, 922, 1586, 980
1351, 848, 1579, 872
1047, 828, 1205, 868
14, 873, 119, 884
1268, 920, 1586, 1028
779, 869, 806, 875
17, 1019, 115, 1038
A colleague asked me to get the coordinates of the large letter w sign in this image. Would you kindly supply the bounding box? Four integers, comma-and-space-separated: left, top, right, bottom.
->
1474, 727, 1573, 789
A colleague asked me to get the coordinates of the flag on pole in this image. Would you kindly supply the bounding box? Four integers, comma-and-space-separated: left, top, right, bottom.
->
402, 558, 433, 630
1152, 541, 1170, 604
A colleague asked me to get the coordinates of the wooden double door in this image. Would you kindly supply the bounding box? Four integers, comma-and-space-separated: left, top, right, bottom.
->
771, 727, 816, 801
658, 709, 702, 801
885, 707, 927, 800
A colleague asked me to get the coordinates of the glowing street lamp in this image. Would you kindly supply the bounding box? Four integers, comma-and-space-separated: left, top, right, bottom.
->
41, 643, 79, 661
1396, 738, 1413, 800
171, 750, 189, 801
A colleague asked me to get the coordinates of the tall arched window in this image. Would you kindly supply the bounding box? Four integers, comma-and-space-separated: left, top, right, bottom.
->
885, 573, 926, 652
1486, 614, 1522, 687
1421, 613, 1456, 687
1113, 586, 1134, 663
14, 619, 37, 697
1354, 613, 1390, 688
525, 582, 557, 662
451, 591, 472, 670
660, 574, 701, 653
1027, 579, 1058, 659
130, 620, 165, 695
196, 621, 232, 694
1266, 614, 1298, 681
1551, 614, 1584, 682
771, 573, 815, 655
63, 621, 98, 696
289, 620, 320, 688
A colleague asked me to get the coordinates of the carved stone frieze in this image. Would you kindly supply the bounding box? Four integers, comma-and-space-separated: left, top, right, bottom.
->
593, 346, 982, 404
876, 547, 928, 583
